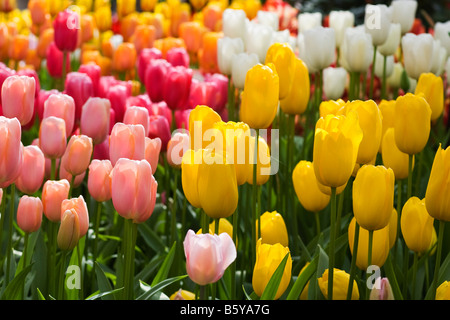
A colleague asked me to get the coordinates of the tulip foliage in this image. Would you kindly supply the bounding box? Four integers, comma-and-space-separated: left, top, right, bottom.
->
0, 0, 449, 303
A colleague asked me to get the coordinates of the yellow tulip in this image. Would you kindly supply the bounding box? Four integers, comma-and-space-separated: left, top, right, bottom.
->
256, 211, 289, 247
318, 99, 346, 118
381, 128, 414, 180
252, 239, 292, 300
246, 135, 271, 186
117, 0, 136, 19
190, 0, 208, 11
378, 99, 396, 152
348, 217, 390, 270
340, 99, 382, 165
425, 144, 450, 222
316, 179, 347, 196
313, 112, 363, 188
415, 72, 444, 121
318, 268, 359, 300
401, 197, 434, 254
280, 57, 310, 115
292, 160, 330, 213
394, 93, 431, 155
141, 0, 158, 11
353, 165, 395, 231
197, 149, 238, 219
197, 218, 234, 241
170, 289, 196, 300
265, 42, 295, 100
95, 5, 112, 32
299, 262, 310, 300
181, 148, 204, 209
239, 63, 279, 129
436, 281, 450, 300
189, 105, 222, 151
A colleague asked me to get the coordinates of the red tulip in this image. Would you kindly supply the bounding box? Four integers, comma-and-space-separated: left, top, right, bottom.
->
64, 72, 94, 121
163, 65, 193, 111
53, 9, 79, 52
0, 116, 23, 188
1, 75, 36, 126
137, 47, 162, 82
46, 42, 71, 78
144, 58, 171, 103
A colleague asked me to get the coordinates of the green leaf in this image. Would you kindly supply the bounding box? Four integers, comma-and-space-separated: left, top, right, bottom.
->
36, 288, 46, 300
138, 221, 166, 253
136, 275, 188, 300
151, 241, 177, 286
286, 255, 318, 300
86, 288, 124, 300
1, 264, 33, 300
260, 253, 290, 300
94, 262, 115, 300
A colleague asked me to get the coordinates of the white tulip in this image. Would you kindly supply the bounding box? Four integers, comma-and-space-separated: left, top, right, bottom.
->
222, 9, 248, 40
329, 10, 355, 48
430, 41, 447, 76
217, 37, 244, 76
364, 4, 392, 47
402, 33, 434, 80
390, 0, 418, 35
340, 27, 374, 73
298, 12, 322, 34
230, 52, 259, 90
257, 10, 279, 31
270, 29, 296, 50
297, 26, 335, 74
323, 67, 348, 100
378, 23, 401, 56
446, 57, 450, 79
244, 21, 274, 63
374, 51, 394, 78
434, 21, 450, 59
386, 62, 404, 89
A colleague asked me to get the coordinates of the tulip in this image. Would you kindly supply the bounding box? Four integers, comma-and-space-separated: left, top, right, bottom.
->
252, 239, 292, 300
222, 9, 247, 40
414, 73, 444, 121
246, 135, 272, 186
394, 93, 431, 155
137, 48, 162, 83
8, 34, 29, 62
322, 67, 347, 100
318, 268, 359, 300
43, 93, 75, 137
0, 116, 23, 188
189, 105, 222, 151
131, 24, 156, 55
329, 10, 354, 48
94, 5, 112, 33
166, 47, 189, 68
436, 281, 450, 300
64, 72, 94, 121
57, 209, 80, 251
61, 196, 90, 238
256, 211, 288, 247
46, 42, 71, 79
378, 23, 401, 57
17, 195, 43, 234
15, 145, 45, 195
348, 217, 391, 270
197, 218, 234, 240
163, 65, 193, 111
340, 27, 373, 74
170, 289, 195, 300
167, 132, 189, 169
179, 21, 206, 62
78, 63, 101, 97
113, 42, 137, 73
143, 137, 161, 175
264, 42, 295, 100
1, 75, 35, 126
257, 10, 279, 31
425, 144, 450, 222
434, 22, 450, 60
111, 158, 158, 223
390, 0, 418, 35
53, 9, 79, 53
353, 165, 395, 231
381, 128, 414, 180
39, 116, 67, 160
297, 12, 322, 34
106, 83, 129, 123
278, 57, 310, 115
293, 160, 330, 213
369, 277, 395, 300
145, 59, 171, 103
313, 112, 363, 188
80, 97, 111, 146
109, 123, 146, 166
42, 179, 70, 222
181, 148, 204, 209
402, 33, 434, 80
198, 31, 221, 74
148, 114, 171, 152
61, 135, 93, 177
298, 26, 335, 74
28, 0, 47, 26
364, 4, 391, 47
175, 109, 191, 130
240, 63, 279, 129
217, 37, 244, 76
88, 159, 112, 203
123, 106, 150, 136
430, 39, 447, 77
244, 22, 273, 63
184, 229, 236, 286
230, 52, 259, 90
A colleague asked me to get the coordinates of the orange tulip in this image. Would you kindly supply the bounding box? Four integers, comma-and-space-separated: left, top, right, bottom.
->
37, 28, 54, 59
113, 42, 137, 72
154, 36, 186, 59
202, 3, 224, 31
28, 0, 48, 26
131, 24, 156, 54
8, 34, 29, 62
198, 31, 222, 74
179, 21, 207, 63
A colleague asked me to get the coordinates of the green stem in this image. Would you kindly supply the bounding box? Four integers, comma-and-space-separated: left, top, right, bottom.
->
68, 175, 76, 199
314, 212, 321, 236
58, 250, 68, 300
366, 229, 374, 300
336, 191, 344, 238
77, 243, 83, 299
5, 184, 15, 287
381, 55, 387, 99
62, 51, 67, 87
347, 221, 360, 300
430, 220, 445, 300
252, 128, 260, 268
93, 201, 102, 266
411, 252, 418, 299
227, 75, 235, 122
369, 46, 377, 99
394, 179, 403, 263
171, 169, 179, 244
328, 187, 337, 300
22, 232, 29, 299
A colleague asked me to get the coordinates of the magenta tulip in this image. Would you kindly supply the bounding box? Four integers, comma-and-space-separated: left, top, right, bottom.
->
148, 114, 171, 152
166, 47, 190, 68
46, 42, 71, 78
137, 47, 162, 83
145, 59, 171, 103
78, 63, 101, 96
162, 65, 192, 111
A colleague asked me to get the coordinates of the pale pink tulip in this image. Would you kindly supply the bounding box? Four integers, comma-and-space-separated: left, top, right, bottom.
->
17, 195, 43, 233
61, 195, 89, 237
15, 145, 45, 194
88, 159, 113, 202
1, 75, 36, 126
43, 93, 75, 137
42, 179, 70, 222
109, 123, 146, 166
123, 106, 150, 136
80, 97, 111, 145
0, 116, 23, 188
144, 137, 161, 174
39, 116, 67, 159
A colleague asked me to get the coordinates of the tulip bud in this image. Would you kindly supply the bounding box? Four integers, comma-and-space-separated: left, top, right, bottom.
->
222, 9, 247, 40
57, 209, 80, 251
61, 134, 93, 177
131, 24, 156, 55
46, 42, 71, 78
414, 73, 444, 121
364, 4, 391, 47
145, 59, 171, 103
8, 34, 29, 62
391, 0, 418, 35
166, 47, 189, 68
15, 145, 45, 195
340, 27, 373, 74
245, 22, 273, 63
1, 75, 36, 126
323, 67, 347, 101
111, 158, 158, 223
42, 179, 70, 222
109, 123, 146, 166
181, 149, 204, 209
137, 48, 162, 83
163, 65, 193, 111
78, 63, 101, 97
298, 26, 335, 74
61, 195, 89, 237
402, 33, 434, 80
378, 23, 401, 57
39, 116, 67, 159
329, 10, 354, 48
256, 211, 289, 247
217, 37, 244, 76
298, 12, 322, 34
28, 0, 48, 26
43, 93, 75, 137
183, 229, 236, 286
265, 42, 295, 100
401, 197, 434, 253
148, 114, 172, 152
113, 42, 137, 72
53, 9, 79, 52
17, 195, 43, 234
189, 105, 222, 151
252, 239, 292, 300
80, 97, 111, 145
318, 268, 359, 300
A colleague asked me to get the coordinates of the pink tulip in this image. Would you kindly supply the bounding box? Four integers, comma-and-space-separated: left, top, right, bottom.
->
78, 63, 101, 96
106, 84, 129, 123
17, 195, 43, 233
53, 9, 79, 52
175, 109, 191, 130
126, 94, 151, 111
61, 134, 93, 177
162, 65, 193, 111
109, 122, 146, 166
166, 132, 190, 169
80, 97, 111, 145
17, 69, 40, 98
37, 89, 59, 121
61, 195, 89, 237
93, 137, 110, 160
64, 71, 94, 121
0, 63, 15, 102
42, 179, 70, 222
111, 158, 158, 223
137, 47, 162, 83
148, 114, 171, 152
43, 93, 75, 137
88, 159, 113, 202
144, 137, 161, 174
1, 75, 36, 126
15, 145, 45, 194
39, 116, 67, 159
123, 106, 150, 136
166, 47, 190, 68
204, 73, 228, 113
148, 101, 172, 126
46, 42, 71, 78
0, 116, 23, 188
188, 78, 218, 110
145, 59, 171, 103
183, 229, 236, 285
